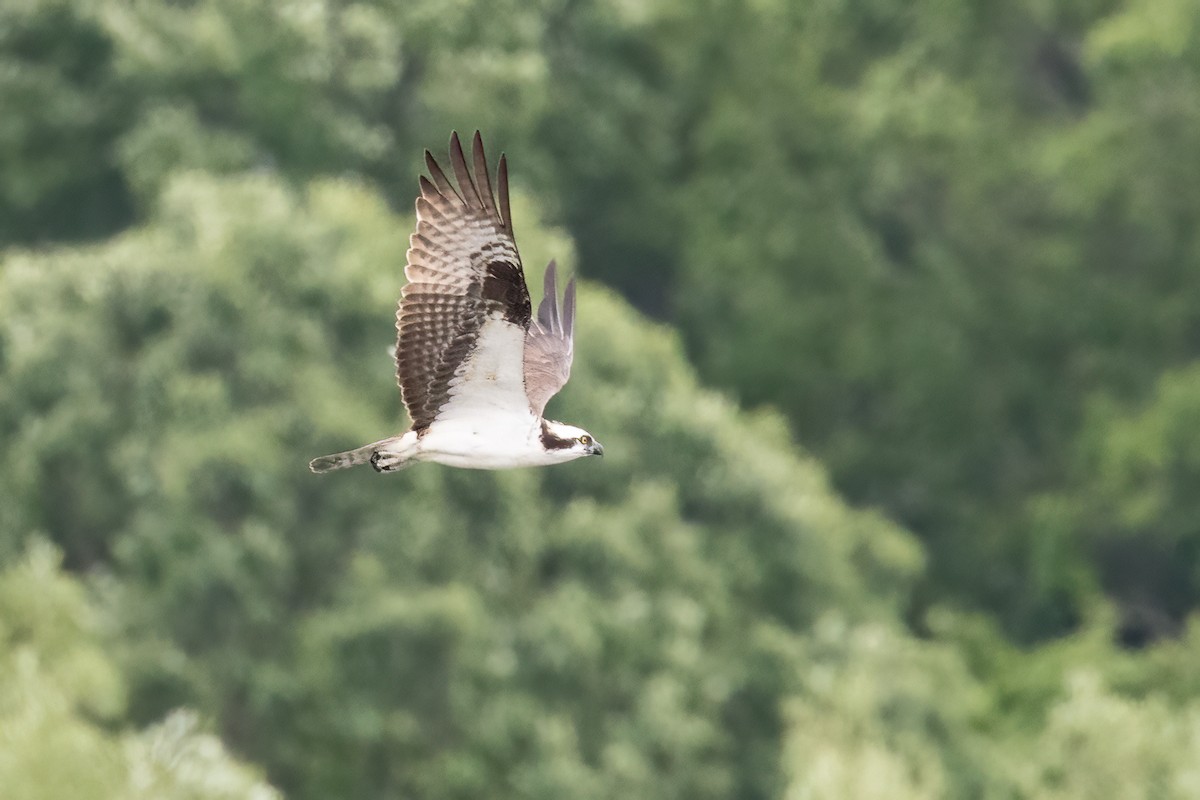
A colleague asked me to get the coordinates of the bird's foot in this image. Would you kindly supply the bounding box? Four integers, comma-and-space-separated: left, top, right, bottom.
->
370, 450, 410, 473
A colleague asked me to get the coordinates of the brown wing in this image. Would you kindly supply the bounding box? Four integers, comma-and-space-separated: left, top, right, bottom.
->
523, 260, 576, 416
396, 131, 532, 431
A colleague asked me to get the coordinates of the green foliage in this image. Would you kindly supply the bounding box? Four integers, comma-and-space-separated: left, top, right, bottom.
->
400, 0, 1200, 641
1030, 366, 1200, 644
6, 0, 1200, 797
0, 540, 126, 799
781, 621, 991, 800
0, 0, 133, 244
102, 0, 398, 199
0, 173, 931, 798
1022, 671, 1200, 800
0, 0, 548, 246
532, 0, 1200, 640
9, 165, 1198, 799
0, 541, 280, 800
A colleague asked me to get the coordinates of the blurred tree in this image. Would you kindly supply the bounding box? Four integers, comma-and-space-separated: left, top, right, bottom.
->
607, 0, 1200, 640
781, 620, 994, 800
0, 0, 134, 245
0, 171, 962, 799
1030, 365, 1200, 647
0, 540, 280, 800
6, 0, 1200, 795
0, 0, 550, 245
1022, 670, 1200, 799
103, 0, 399, 202
396, 0, 1170, 635
9, 0, 1200, 642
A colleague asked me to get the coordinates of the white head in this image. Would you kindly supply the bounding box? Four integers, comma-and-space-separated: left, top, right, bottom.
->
540, 419, 604, 461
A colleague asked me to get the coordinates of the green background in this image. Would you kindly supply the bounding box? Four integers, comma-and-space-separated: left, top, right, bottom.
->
4, 0, 1200, 796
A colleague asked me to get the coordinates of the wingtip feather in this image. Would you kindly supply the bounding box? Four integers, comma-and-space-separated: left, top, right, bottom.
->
448, 130, 483, 209
563, 276, 577, 338
424, 148, 459, 201
539, 260, 560, 333
497, 154, 511, 232
471, 131, 498, 220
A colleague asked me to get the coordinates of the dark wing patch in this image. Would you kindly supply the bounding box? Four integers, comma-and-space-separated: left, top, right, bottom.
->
483, 260, 532, 326
396, 132, 532, 430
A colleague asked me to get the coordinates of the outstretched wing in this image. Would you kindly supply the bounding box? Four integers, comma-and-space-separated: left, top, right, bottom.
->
523, 260, 576, 416
395, 131, 532, 431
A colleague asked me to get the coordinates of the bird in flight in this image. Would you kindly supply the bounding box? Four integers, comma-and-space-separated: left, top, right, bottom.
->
310, 132, 603, 473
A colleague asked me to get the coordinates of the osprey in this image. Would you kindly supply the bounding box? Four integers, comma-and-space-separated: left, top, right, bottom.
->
310, 132, 603, 473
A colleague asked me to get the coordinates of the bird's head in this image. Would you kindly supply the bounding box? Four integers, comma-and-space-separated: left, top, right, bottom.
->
540, 420, 604, 461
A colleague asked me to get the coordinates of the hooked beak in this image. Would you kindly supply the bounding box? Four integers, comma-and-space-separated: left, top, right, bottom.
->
589, 440, 604, 457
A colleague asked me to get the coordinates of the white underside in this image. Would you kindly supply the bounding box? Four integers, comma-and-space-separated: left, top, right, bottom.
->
378, 317, 583, 469
374, 414, 580, 469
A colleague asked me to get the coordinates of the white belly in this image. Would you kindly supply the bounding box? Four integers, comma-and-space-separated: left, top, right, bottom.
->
405, 318, 578, 468
416, 413, 559, 469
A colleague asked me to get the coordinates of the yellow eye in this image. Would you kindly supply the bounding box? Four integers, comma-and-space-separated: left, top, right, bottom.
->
579, 435, 592, 446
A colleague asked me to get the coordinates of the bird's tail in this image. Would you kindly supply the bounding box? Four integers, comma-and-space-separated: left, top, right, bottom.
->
309, 443, 377, 473
309, 434, 414, 474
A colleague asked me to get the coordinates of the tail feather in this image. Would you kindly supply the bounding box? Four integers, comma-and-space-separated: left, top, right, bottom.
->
309, 443, 378, 473
310, 434, 416, 474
